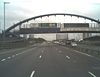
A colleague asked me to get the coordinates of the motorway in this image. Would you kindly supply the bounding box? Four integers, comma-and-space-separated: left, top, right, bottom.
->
0, 42, 100, 77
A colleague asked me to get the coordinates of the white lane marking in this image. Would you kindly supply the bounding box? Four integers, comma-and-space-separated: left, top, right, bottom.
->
30, 70, 35, 77
20, 52, 25, 54
74, 50, 92, 57
16, 54, 18, 56
88, 71, 96, 77
56, 48, 57, 50
7, 57, 11, 59
92, 67, 100, 70
12, 55, 15, 58
73, 60, 77, 63
42, 50, 44, 53
15, 52, 24, 56
39, 55, 42, 59
1, 59, 6, 61
66, 56, 70, 59
59, 51, 62, 53
16, 53, 20, 55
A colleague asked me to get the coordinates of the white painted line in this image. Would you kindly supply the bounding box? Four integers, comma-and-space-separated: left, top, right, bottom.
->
42, 50, 44, 53
92, 67, 100, 70
30, 70, 35, 77
1, 59, 6, 61
59, 51, 62, 53
88, 71, 96, 77
16, 52, 25, 56
66, 56, 70, 59
7, 57, 11, 59
12, 55, 15, 58
74, 50, 92, 57
20, 52, 24, 54
17, 53, 21, 55
39, 55, 42, 59
16, 54, 18, 56
56, 48, 58, 50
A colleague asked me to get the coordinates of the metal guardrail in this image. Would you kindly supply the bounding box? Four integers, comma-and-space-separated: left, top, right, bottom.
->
71, 45, 100, 58
58, 43, 100, 58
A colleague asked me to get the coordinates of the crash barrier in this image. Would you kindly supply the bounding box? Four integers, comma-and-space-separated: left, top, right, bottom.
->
58, 42, 100, 58
71, 45, 100, 58
0, 41, 29, 49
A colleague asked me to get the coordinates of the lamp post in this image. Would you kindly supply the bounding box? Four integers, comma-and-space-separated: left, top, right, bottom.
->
0, 22, 1, 33
3, 2, 10, 40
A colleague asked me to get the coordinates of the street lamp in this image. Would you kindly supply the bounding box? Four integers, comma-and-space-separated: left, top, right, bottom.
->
3, 2, 10, 40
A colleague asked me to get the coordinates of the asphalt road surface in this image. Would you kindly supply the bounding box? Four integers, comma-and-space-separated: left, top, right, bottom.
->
0, 42, 100, 77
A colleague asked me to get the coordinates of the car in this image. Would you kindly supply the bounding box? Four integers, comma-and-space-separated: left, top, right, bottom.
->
71, 42, 77, 46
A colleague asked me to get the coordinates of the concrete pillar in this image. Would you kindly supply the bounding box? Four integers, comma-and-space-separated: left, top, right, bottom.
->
23, 34, 27, 39
83, 33, 89, 39
29, 34, 34, 38
56, 33, 68, 40
89, 33, 92, 37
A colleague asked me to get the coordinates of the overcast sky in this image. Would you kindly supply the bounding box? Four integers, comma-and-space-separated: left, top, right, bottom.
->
0, 0, 100, 30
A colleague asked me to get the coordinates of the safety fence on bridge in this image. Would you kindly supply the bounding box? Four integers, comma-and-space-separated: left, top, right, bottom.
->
60, 27, 100, 32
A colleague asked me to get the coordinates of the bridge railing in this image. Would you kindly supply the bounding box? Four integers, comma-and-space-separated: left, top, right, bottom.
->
60, 27, 100, 31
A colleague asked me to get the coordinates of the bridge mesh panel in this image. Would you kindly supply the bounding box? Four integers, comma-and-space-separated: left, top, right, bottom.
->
20, 28, 60, 34
64, 23, 89, 28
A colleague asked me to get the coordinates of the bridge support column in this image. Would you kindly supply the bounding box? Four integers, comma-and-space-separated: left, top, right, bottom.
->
23, 34, 28, 39
56, 33, 68, 40
83, 33, 89, 39
89, 33, 92, 37
29, 34, 34, 38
